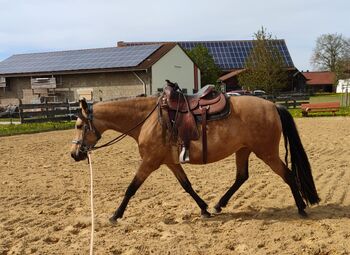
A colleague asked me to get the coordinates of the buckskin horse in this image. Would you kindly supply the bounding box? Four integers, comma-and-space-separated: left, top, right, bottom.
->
70, 86, 320, 223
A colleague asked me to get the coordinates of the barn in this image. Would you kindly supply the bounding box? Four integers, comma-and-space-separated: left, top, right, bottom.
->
118, 40, 306, 92
0, 43, 200, 106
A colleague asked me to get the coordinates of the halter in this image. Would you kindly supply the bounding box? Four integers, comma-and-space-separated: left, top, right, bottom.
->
72, 103, 101, 153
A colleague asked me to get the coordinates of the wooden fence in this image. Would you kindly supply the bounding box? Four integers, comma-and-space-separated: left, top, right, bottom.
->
259, 94, 310, 108
18, 101, 80, 123
12, 93, 310, 123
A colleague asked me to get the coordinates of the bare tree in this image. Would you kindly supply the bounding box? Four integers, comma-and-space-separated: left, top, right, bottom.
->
311, 33, 350, 72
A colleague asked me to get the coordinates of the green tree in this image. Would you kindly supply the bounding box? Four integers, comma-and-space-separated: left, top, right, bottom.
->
238, 27, 288, 95
187, 44, 221, 87
335, 59, 350, 81
311, 33, 350, 73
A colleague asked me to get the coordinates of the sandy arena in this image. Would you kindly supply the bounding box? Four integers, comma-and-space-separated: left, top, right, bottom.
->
1, 117, 350, 254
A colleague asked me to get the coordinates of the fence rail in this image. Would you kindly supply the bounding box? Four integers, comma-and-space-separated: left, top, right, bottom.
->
18, 101, 79, 123
258, 94, 310, 108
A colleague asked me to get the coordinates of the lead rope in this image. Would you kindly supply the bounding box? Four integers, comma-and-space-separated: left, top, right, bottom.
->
87, 151, 94, 255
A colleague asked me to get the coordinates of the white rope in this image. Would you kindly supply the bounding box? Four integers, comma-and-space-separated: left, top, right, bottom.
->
87, 152, 94, 255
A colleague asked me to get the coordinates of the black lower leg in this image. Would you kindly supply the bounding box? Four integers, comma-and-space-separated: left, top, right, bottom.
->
214, 158, 249, 212
180, 176, 210, 217
168, 164, 210, 217
215, 150, 250, 213
214, 174, 248, 212
110, 177, 141, 222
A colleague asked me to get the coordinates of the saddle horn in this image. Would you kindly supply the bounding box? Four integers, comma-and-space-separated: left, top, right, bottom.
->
165, 80, 180, 91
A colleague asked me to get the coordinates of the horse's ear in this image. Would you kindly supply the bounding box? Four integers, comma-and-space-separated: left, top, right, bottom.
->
79, 98, 88, 114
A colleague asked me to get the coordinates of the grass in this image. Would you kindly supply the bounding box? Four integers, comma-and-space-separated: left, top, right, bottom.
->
288, 107, 350, 118
0, 121, 75, 137
288, 93, 350, 118
0, 118, 20, 122
310, 93, 341, 104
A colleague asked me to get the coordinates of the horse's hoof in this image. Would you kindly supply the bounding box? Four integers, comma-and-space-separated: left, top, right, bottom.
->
201, 210, 211, 218
109, 216, 118, 224
213, 205, 222, 214
298, 210, 308, 218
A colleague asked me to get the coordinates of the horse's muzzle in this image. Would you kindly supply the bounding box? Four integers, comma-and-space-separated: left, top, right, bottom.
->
71, 151, 87, 162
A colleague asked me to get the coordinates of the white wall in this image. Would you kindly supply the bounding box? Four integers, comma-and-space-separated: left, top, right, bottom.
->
151, 45, 200, 95
336, 79, 350, 93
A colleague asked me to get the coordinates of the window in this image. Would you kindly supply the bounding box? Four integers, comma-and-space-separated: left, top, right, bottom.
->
0, 77, 6, 88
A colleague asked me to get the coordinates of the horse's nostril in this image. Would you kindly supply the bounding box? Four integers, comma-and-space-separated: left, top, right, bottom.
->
71, 152, 79, 161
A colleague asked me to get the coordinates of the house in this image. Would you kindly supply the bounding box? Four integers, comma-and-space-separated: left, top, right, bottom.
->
301, 71, 335, 93
118, 40, 305, 92
336, 79, 350, 93
0, 43, 200, 106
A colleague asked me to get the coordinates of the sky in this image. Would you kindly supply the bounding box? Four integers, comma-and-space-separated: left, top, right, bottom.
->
0, 0, 349, 71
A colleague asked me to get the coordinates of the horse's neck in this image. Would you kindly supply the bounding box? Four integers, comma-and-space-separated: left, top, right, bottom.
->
94, 97, 157, 139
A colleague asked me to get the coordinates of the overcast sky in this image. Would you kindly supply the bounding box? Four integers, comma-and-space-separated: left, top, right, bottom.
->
0, 0, 349, 71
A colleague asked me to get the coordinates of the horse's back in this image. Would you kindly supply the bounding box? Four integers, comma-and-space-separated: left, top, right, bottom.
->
231, 95, 278, 120
189, 96, 282, 163
229, 95, 282, 154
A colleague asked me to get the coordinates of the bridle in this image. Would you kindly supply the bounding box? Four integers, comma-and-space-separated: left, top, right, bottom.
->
72, 103, 101, 154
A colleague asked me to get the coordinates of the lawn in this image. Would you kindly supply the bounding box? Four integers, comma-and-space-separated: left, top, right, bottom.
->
288, 93, 350, 118
310, 93, 350, 106
0, 121, 75, 137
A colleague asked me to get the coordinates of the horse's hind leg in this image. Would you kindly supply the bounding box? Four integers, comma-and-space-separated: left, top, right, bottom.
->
263, 156, 307, 217
166, 163, 211, 218
109, 160, 159, 223
214, 148, 251, 213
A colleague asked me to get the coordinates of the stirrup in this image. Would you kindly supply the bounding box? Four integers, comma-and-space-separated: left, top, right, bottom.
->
179, 147, 190, 163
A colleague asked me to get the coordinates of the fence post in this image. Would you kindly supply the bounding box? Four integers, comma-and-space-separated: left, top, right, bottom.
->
66, 98, 72, 121
45, 99, 49, 120
18, 99, 24, 124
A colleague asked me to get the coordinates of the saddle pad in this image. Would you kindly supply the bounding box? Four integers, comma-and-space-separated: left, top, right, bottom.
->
195, 96, 231, 123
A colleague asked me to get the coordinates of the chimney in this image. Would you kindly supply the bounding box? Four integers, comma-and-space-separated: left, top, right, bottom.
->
117, 41, 126, 47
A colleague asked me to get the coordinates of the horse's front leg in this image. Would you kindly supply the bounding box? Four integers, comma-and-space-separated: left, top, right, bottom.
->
166, 163, 210, 218
109, 160, 159, 223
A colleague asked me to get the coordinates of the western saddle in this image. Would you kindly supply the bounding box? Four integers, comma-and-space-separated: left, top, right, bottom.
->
160, 80, 230, 163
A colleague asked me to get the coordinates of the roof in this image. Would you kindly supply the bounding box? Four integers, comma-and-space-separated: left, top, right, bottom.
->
0, 44, 177, 76
218, 69, 246, 81
118, 40, 295, 71
302, 71, 335, 85
218, 67, 300, 82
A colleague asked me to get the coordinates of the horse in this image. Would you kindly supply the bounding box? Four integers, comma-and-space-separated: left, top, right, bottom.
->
70, 94, 320, 223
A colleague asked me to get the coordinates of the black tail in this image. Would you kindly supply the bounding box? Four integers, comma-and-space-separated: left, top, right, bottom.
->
276, 105, 320, 205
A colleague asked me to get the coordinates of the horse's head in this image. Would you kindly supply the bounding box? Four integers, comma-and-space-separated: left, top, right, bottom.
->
70, 98, 101, 161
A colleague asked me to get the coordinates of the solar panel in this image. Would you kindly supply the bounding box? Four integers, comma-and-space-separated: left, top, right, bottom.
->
0, 44, 161, 74
177, 40, 294, 70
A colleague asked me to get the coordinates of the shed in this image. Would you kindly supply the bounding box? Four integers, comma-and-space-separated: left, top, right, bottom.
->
0, 43, 200, 105
302, 71, 335, 93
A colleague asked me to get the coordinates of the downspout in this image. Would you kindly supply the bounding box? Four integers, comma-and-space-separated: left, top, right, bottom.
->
133, 71, 147, 95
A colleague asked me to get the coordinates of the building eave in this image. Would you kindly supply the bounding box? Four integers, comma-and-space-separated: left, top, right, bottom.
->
0, 67, 149, 78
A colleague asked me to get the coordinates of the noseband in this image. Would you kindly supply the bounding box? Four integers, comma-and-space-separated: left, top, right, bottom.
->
72, 103, 101, 153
